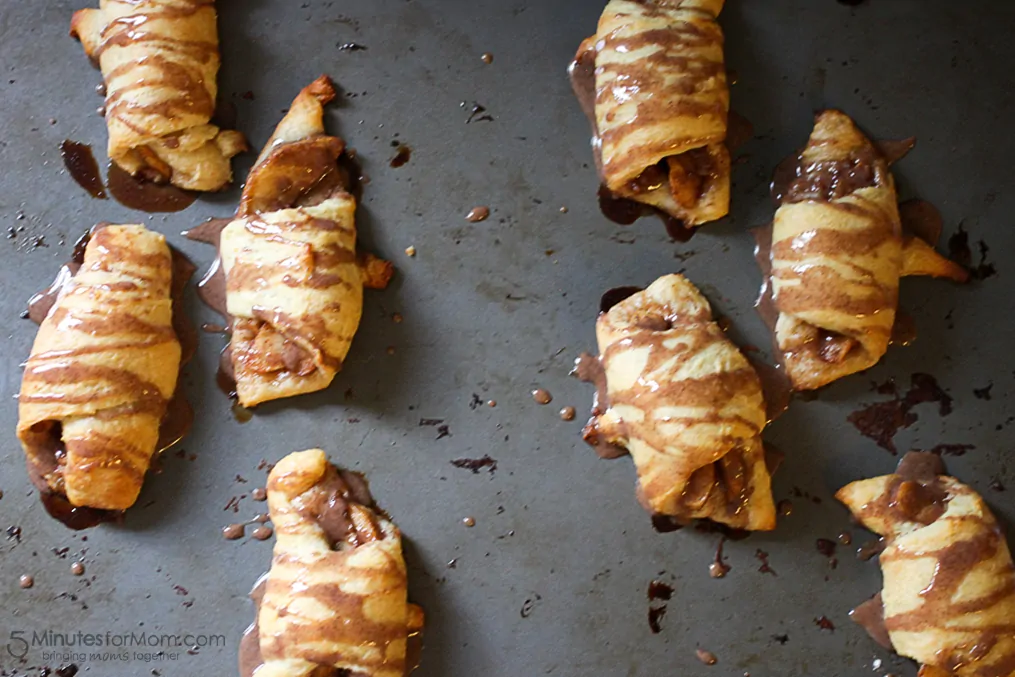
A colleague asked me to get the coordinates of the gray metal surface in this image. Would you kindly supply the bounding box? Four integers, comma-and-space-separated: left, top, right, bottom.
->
1, 1, 1013, 675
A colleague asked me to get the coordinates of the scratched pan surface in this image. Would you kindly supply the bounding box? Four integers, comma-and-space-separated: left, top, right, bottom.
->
1, 1, 1013, 675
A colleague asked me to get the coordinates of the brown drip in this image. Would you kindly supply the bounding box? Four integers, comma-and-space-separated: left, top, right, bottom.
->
60, 140, 108, 199
23, 226, 195, 529
573, 353, 628, 460
106, 163, 197, 213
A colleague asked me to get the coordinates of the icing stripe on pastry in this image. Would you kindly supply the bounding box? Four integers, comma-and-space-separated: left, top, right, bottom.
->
17, 225, 181, 513
70, 0, 247, 191
578, 274, 776, 531
838, 452, 1015, 677
572, 0, 730, 226
769, 110, 967, 391
240, 449, 423, 677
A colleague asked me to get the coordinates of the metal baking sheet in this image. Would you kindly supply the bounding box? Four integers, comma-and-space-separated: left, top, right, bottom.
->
1, 1, 1012, 675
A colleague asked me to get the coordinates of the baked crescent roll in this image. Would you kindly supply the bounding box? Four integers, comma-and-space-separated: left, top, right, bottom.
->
217, 76, 391, 407
572, 0, 730, 226
837, 452, 1015, 677
580, 274, 775, 531
769, 110, 968, 391
70, 0, 247, 191
17, 225, 181, 513
245, 449, 423, 677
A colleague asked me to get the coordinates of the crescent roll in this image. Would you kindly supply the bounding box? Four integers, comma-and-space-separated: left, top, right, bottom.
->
217, 76, 392, 407
17, 225, 181, 514
242, 449, 423, 677
572, 0, 730, 226
837, 452, 1015, 677
70, 0, 246, 191
580, 274, 775, 531
769, 110, 968, 391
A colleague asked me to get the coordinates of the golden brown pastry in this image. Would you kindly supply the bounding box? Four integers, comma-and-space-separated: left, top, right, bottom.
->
240, 449, 423, 677
837, 452, 1015, 677
577, 275, 775, 531
70, 0, 246, 191
212, 76, 392, 407
571, 0, 730, 226
17, 225, 181, 516
768, 110, 968, 391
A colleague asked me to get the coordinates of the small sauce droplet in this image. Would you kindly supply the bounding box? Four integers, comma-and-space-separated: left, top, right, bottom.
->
487, 400, 497, 408
466, 206, 490, 222
233, 404, 253, 423
251, 526, 274, 541
837, 531, 852, 546
19, 574, 34, 589
251, 488, 267, 502
223, 524, 245, 540
389, 144, 412, 168
696, 648, 718, 666
480, 52, 493, 64
462, 517, 476, 528
532, 388, 552, 405
70, 562, 85, 576
777, 499, 793, 516
559, 406, 576, 421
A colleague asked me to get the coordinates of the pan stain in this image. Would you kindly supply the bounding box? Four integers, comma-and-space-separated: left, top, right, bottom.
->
847, 373, 953, 454
814, 616, 835, 631
755, 549, 777, 576
925, 443, 976, 457
816, 538, 839, 570
973, 383, 993, 400
647, 579, 673, 633
772, 633, 789, 644
464, 101, 493, 123
450, 455, 498, 476
520, 593, 541, 618
648, 580, 673, 601
948, 226, 996, 280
